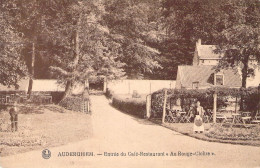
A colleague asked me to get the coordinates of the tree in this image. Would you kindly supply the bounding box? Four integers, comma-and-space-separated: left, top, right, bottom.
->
160, 0, 224, 79
44, 0, 125, 99
161, 0, 260, 85
214, 0, 260, 88
103, 0, 162, 79
0, 3, 27, 87
3, 0, 52, 96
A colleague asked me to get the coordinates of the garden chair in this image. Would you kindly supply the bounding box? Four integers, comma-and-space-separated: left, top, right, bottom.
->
165, 109, 178, 123
216, 113, 227, 125
203, 109, 212, 123
183, 109, 193, 123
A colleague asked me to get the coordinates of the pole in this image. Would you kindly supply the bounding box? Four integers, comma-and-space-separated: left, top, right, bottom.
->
235, 96, 237, 113
213, 92, 217, 123
150, 82, 151, 94
128, 81, 130, 95
146, 94, 151, 118
162, 89, 167, 124
103, 77, 107, 93
258, 84, 260, 115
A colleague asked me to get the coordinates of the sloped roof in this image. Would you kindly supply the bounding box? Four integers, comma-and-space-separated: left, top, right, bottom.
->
197, 45, 223, 59
0, 79, 29, 92
177, 65, 242, 88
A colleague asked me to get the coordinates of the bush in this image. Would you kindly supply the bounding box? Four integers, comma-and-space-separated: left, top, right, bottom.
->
105, 88, 114, 99
132, 90, 141, 98
50, 92, 64, 104
112, 95, 146, 118
206, 124, 260, 140
31, 91, 64, 104
59, 94, 90, 113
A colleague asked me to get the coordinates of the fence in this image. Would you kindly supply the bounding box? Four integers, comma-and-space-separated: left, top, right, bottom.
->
0, 92, 27, 104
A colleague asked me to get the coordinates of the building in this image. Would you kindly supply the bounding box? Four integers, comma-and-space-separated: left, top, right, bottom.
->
176, 65, 241, 89
176, 39, 260, 89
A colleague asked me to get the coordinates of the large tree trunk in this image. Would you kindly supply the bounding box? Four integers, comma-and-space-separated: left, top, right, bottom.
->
241, 61, 248, 88
61, 14, 81, 100
27, 42, 35, 98
240, 55, 249, 110
61, 80, 72, 100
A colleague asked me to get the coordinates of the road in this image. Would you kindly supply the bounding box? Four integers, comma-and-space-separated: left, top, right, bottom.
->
1, 96, 260, 168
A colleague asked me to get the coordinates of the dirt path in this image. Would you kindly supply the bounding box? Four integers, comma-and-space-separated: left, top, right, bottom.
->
1, 96, 260, 168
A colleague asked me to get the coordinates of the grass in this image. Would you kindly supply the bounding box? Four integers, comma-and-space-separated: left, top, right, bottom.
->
150, 118, 260, 146
0, 104, 92, 156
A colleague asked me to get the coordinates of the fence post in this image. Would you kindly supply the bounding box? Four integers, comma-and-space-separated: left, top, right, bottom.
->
162, 89, 167, 124
150, 82, 151, 94
146, 94, 152, 118
103, 77, 107, 93
87, 100, 90, 113
213, 92, 217, 123
128, 81, 130, 94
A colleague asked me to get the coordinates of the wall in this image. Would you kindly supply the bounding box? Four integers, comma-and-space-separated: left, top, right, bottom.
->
237, 61, 260, 88
32, 80, 84, 94
246, 61, 260, 87
107, 80, 176, 95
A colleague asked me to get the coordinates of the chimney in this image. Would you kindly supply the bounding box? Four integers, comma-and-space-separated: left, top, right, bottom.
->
196, 39, 201, 46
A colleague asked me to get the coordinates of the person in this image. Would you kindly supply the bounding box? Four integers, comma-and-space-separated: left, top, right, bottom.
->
187, 102, 196, 122
171, 98, 182, 112
9, 101, 18, 132
194, 101, 205, 133
196, 101, 205, 118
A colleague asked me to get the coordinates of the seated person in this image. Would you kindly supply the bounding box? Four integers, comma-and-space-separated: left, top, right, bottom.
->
171, 98, 182, 112
187, 102, 196, 122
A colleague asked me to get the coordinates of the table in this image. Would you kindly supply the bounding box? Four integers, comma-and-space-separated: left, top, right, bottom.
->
232, 113, 242, 124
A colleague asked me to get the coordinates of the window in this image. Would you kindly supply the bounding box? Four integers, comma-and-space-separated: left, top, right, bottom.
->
192, 82, 199, 89
215, 74, 224, 85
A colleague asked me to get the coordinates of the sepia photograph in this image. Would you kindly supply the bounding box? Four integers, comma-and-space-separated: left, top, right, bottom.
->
0, 0, 260, 167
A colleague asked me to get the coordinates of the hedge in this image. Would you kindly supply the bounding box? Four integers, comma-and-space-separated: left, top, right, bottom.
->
151, 87, 260, 118
31, 91, 64, 104
105, 88, 114, 99
112, 95, 146, 118
59, 91, 90, 113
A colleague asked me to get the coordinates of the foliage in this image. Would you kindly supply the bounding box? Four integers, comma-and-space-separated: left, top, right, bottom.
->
151, 87, 259, 117
213, 0, 260, 87
105, 88, 114, 99
30, 92, 64, 104
59, 95, 90, 113
44, 0, 125, 99
103, 0, 162, 79
206, 124, 260, 140
0, 4, 28, 87
161, 0, 260, 83
112, 95, 146, 118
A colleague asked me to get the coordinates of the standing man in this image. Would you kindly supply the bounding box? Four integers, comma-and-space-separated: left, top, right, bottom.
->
9, 101, 18, 132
